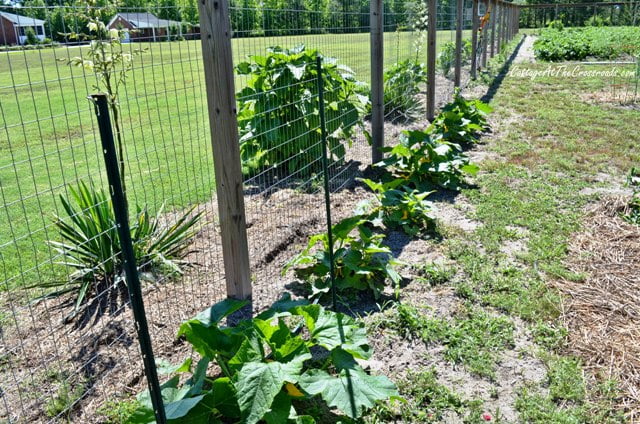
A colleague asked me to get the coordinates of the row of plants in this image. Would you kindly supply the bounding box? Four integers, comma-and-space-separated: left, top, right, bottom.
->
123, 89, 492, 423
41, 45, 430, 325
285, 88, 489, 302
533, 26, 640, 61
236, 45, 431, 178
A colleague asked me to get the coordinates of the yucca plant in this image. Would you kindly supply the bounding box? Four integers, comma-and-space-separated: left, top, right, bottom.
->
35, 182, 202, 322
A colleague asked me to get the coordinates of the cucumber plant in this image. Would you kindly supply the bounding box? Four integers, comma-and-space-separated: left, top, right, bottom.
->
376, 130, 479, 191
358, 178, 437, 237
284, 215, 402, 300
236, 45, 369, 178
128, 296, 399, 423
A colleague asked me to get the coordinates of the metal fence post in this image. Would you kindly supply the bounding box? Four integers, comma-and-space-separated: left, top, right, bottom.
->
427, 0, 437, 120
198, 0, 252, 300
315, 57, 337, 311
90, 93, 167, 424
454, 0, 464, 87
470, 0, 479, 79
370, 0, 384, 164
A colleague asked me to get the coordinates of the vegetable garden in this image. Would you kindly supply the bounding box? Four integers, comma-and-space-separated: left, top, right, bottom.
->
1, 0, 639, 423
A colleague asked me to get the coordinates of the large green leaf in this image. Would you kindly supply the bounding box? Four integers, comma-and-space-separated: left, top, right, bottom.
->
293, 305, 371, 359
235, 354, 310, 424
191, 298, 249, 327
298, 367, 398, 419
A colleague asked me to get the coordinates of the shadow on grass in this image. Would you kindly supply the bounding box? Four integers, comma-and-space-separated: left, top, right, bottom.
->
480, 35, 527, 105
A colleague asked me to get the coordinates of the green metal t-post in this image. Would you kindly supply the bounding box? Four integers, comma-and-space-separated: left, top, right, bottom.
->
91, 93, 167, 424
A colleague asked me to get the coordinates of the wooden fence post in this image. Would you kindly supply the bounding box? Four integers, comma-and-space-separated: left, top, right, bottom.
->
454, 0, 463, 87
498, 1, 504, 51
427, 0, 437, 120
370, 0, 384, 164
198, 0, 252, 300
470, 0, 479, 79
481, 0, 488, 68
490, 0, 496, 57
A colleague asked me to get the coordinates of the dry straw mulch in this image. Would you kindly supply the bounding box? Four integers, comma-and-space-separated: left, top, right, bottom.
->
556, 196, 640, 420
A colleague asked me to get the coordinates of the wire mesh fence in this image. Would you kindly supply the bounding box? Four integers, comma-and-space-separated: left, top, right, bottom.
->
0, 4, 224, 422
0, 0, 520, 421
519, 1, 639, 28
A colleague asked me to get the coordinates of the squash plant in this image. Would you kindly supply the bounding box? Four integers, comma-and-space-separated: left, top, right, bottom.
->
440, 88, 492, 133
284, 215, 402, 300
358, 178, 436, 237
376, 130, 479, 191
428, 89, 492, 145
236, 45, 369, 177
128, 296, 399, 423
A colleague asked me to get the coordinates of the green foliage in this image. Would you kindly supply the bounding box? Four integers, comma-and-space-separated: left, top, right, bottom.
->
515, 388, 585, 423
383, 304, 514, 378
534, 26, 640, 61
546, 356, 585, 402
429, 88, 492, 145
547, 20, 564, 31
284, 215, 402, 300
98, 398, 141, 423
585, 15, 610, 27
34, 182, 201, 322
416, 263, 456, 286
358, 178, 436, 237
24, 27, 40, 45
236, 45, 369, 177
376, 129, 479, 191
382, 59, 428, 121
44, 379, 86, 419
532, 322, 568, 350
66, 1, 145, 194
437, 40, 472, 77
623, 167, 640, 225
129, 296, 399, 423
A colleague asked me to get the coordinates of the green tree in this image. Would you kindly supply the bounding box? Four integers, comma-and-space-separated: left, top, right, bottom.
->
120, 0, 149, 9
22, 0, 47, 20
157, 0, 181, 21
180, 0, 198, 24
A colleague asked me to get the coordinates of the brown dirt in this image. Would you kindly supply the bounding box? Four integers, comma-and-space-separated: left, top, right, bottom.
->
555, 196, 640, 421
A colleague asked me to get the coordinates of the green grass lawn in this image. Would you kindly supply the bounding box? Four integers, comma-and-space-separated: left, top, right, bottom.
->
0, 30, 469, 290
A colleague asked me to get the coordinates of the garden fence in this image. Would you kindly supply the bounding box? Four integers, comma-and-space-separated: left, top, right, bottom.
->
0, 0, 520, 421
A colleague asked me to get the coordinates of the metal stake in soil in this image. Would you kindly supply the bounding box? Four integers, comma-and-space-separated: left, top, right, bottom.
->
90, 93, 167, 424
315, 56, 338, 311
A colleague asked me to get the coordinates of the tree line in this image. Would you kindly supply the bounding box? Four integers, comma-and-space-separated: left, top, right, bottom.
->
518, 0, 639, 28
8, 0, 467, 42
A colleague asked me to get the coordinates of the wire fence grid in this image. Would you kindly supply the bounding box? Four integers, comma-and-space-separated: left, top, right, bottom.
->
519, 2, 639, 28
0, 0, 519, 422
